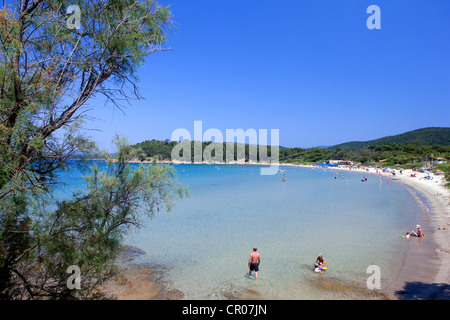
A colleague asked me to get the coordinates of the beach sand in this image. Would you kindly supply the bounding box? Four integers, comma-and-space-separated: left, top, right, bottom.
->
385, 171, 450, 299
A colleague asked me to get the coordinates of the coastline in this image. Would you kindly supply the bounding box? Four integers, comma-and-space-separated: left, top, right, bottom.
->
302, 163, 450, 299
386, 172, 450, 299
105, 162, 449, 300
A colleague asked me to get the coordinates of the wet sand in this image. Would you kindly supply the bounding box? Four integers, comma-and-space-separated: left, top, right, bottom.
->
386, 175, 450, 299
102, 264, 184, 300
216, 275, 390, 300
101, 246, 184, 300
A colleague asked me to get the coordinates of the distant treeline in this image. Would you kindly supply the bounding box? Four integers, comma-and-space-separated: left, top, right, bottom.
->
131, 139, 276, 162
130, 139, 450, 167
133, 139, 177, 160
330, 127, 450, 151
288, 143, 450, 167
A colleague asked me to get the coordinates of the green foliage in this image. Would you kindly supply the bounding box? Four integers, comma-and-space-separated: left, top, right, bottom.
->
1, 136, 187, 299
130, 134, 450, 188
0, 193, 32, 299
330, 127, 450, 151
0, 1, 180, 300
133, 139, 177, 160
0, 0, 174, 195
130, 138, 450, 167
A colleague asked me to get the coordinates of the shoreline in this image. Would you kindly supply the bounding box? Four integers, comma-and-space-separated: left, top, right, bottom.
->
387, 172, 450, 299
303, 164, 450, 299
105, 163, 449, 300
101, 245, 184, 300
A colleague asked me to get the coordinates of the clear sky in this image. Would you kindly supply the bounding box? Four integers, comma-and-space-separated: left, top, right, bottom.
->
84, 0, 450, 150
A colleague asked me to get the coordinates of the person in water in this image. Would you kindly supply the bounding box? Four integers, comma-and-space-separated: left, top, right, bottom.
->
282, 174, 286, 183
248, 247, 261, 279
314, 262, 323, 273
315, 254, 325, 267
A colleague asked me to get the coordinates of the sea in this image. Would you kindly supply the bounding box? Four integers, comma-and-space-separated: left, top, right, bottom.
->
58, 163, 425, 300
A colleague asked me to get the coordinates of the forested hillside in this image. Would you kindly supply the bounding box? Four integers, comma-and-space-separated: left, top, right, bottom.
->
131, 128, 450, 167
329, 127, 450, 151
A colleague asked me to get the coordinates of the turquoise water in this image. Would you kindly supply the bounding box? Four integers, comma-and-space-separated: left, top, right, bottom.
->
59, 163, 422, 299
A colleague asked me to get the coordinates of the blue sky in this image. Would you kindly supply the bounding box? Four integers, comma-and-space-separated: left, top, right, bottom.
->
84, 0, 450, 150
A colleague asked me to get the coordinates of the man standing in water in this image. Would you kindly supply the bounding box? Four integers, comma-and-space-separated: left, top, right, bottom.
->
248, 247, 261, 279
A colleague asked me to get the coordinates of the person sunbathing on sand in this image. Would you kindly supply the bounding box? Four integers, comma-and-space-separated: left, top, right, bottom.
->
411, 225, 425, 237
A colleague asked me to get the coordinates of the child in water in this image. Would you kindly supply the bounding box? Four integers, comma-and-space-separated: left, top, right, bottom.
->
314, 262, 323, 273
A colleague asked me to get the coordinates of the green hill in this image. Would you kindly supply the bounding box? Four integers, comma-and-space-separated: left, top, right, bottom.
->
329, 127, 450, 151
129, 127, 450, 167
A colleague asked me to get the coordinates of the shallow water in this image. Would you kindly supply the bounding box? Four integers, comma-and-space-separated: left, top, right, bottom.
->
55, 163, 423, 299
112, 164, 422, 300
